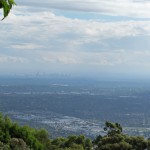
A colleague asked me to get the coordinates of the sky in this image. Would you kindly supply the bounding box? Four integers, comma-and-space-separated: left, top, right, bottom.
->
1, 0, 150, 79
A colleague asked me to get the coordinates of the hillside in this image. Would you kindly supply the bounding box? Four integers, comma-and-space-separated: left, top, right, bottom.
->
0, 113, 150, 150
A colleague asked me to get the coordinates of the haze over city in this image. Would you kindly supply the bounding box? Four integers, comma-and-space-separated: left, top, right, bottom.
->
1, 0, 150, 79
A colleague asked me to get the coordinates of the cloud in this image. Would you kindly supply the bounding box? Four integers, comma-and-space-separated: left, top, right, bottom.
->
38, 49, 150, 68
20, 0, 150, 18
10, 43, 42, 50
1, 4, 150, 75
0, 55, 26, 63
3, 6, 150, 48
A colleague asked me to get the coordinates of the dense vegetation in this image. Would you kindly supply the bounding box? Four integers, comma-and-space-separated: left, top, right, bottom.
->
0, 114, 150, 150
0, 113, 92, 150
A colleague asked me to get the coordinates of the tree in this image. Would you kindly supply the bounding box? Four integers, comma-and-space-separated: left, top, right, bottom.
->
10, 138, 29, 150
0, 0, 16, 20
94, 122, 148, 150
104, 121, 122, 136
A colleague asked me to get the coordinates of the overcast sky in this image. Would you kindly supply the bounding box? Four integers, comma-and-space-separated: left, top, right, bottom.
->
1, 0, 150, 79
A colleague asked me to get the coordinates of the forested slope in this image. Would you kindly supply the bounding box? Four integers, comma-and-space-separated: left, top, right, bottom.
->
0, 113, 150, 150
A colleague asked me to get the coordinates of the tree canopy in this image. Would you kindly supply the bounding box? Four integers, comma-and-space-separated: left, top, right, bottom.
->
93, 121, 148, 150
0, 0, 16, 20
0, 113, 150, 150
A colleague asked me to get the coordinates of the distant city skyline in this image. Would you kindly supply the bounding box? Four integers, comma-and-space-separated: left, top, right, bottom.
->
1, 0, 150, 79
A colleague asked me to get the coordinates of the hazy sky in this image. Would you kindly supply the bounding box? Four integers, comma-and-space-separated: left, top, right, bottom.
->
1, 0, 150, 78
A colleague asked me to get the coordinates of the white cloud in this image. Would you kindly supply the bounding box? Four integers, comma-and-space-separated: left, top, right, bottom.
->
3, 7, 150, 45
21, 0, 150, 18
1, 4, 150, 75
0, 55, 26, 63
39, 49, 150, 68
11, 43, 42, 50
41, 52, 78, 64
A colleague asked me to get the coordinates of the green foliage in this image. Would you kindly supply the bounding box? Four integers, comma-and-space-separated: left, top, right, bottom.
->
10, 138, 29, 150
0, 114, 46, 150
94, 122, 148, 150
0, 113, 150, 150
0, 141, 10, 150
104, 121, 122, 136
0, 113, 92, 150
50, 135, 92, 150
0, 0, 16, 20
